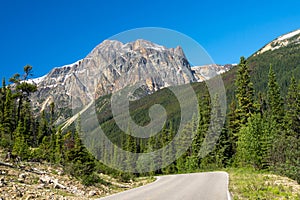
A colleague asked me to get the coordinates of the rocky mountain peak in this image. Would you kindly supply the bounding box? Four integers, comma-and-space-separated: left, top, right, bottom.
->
174, 46, 185, 57
29, 39, 231, 118
30, 39, 197, 113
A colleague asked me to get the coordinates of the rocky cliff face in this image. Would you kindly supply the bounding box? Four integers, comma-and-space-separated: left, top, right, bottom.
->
30, 39, 230, 114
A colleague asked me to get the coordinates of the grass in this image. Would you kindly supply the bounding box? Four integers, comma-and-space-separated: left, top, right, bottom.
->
96, 173, 155, 198
226, 168, 300, 200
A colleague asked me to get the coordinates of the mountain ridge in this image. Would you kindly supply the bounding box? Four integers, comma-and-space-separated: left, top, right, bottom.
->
254, 29, 300, 56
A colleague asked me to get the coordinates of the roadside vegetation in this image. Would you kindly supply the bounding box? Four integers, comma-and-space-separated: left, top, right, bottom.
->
0, 147, 154, 199
227, 168, 300, 200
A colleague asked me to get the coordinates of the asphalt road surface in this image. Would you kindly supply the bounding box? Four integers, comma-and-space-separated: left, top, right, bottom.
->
98, 172, 230, 200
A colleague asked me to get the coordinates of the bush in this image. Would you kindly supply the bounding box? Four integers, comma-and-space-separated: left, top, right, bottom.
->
81, 173, 101, 186
0, 137, 10, 149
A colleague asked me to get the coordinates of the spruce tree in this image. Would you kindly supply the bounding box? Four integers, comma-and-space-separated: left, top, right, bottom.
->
226, 101, 239, 157
3, 88, 14, 145
285, 76, 300, 135
37, 111, 48, 145
267, 65, 284, 124
236, 113, 271, 169
235, 57, 255, 125
21, 101, 34, 145
125, 130, 137, 172
12, 121, 30, 159
194, 93, 210, 159
0, 78, 6, 124
54, 128, 63, 163
64, 119, 97, 185
161, 124, 176, 174
175, 121, 193, 173
146, 134, 160, 174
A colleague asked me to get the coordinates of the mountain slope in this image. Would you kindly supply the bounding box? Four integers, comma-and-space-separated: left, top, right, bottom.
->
221, 29, 300, 101
248, 29, 300, 95
254, 29, 300, 56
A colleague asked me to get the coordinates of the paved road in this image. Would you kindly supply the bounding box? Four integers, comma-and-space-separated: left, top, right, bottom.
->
98, 172, 230, 200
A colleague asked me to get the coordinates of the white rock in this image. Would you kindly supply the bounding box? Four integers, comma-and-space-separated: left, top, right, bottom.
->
36, 184, 45, 189
39, 175, 51, 184
19, 173, 26, 179
53, 182, 66, 189
88, 190, 97, 196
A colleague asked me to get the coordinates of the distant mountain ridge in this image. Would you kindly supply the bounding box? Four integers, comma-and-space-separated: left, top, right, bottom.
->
254, 29, 300, 56
192, 64, 235, 82
221, 28, 300, 102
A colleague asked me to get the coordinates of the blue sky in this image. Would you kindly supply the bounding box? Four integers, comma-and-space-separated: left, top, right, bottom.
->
1, 0, 300, 80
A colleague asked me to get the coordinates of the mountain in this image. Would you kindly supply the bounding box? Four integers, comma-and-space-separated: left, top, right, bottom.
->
30, 39, 231, 116
254, 29, 300, 56
221, 28, 300, 101
248, 29, 300, 94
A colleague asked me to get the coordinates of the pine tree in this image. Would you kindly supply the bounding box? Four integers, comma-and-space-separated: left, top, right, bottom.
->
49, 131, 57, 163
205, 94, 223, 154
50, 102, 55, 124
214, 128, 232, 167
267, 65, 284, 124
226, 101, 239, 158
12, 121, 30, 159
175, 121, 193, 173
3, 88, 14, 145
125, 129, 137, 172
21, 101, 34, 145
37, 111, 48, 145
186, 115, 199, 172
9, 66, 37, 125
0, 78, 6, 124
285, 76, 300, 135
193, 93, 210, 160
161, 124, 176, 174
54, 128, 63, 163
64, 119, 97, 185
146, 134, 161, 174
236, 113, 271, 169
235, 57, 255, 125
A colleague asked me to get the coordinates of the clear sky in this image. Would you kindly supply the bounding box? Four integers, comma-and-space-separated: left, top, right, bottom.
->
1, 0, 300, 80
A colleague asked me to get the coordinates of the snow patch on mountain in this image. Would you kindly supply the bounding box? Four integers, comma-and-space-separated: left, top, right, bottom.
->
27, 75, 47, 85
277, 29, 300, 41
